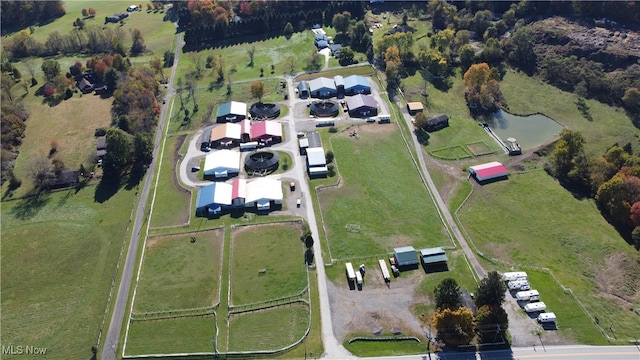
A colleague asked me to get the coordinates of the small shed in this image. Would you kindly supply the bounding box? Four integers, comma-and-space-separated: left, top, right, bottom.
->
96, 137, 107, 159
215, 101, 247, 123
306, 147, 326, 168
420, 247, 448, 265
469, 161, 508, 183
425, 114, 449, 131
393, 246, 418, 268
407, 102, 424, 115
297, 81, 310, 99
298, 137, 309, 155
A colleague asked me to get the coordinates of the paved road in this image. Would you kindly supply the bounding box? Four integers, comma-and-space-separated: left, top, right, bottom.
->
359, 345, 640, 360
100, 33, 183, 360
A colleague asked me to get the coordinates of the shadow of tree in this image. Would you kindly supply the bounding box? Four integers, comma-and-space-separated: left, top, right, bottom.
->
94, 176, 121, 203
10, 191, 51, 220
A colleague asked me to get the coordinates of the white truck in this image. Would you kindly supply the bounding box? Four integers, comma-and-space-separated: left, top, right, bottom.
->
355, 271, 363, 286
515, 290, 540, 302
537, 312, 556, 323
502, 271, 527, 282
345, 262, 356, 282
524, 301, 547, 313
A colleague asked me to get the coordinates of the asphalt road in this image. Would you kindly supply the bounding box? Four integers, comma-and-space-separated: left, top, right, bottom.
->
100, 33, 183, 360
359, 345, 640, 360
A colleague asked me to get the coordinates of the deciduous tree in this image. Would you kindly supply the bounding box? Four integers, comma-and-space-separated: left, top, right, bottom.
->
41, 59, 60, 81
250, 81, 265, 103
475, 305, 508, 343
431, 307, 475, 346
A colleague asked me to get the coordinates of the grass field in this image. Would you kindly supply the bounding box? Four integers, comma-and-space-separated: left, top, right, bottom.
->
230, 223, 307, 305
134, 230, 223, 312
1, 185, 135, 360
318, 125, 449, 259
124, 317, 216, 355
149, 133, 192, 228
227, 305, 309, 351
344, 336, 427, 357
458, 171, 640, 341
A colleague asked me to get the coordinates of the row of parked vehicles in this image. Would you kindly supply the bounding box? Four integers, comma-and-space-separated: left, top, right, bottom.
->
502, 271, 556, 324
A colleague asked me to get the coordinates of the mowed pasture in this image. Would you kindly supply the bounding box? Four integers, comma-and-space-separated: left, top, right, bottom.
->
125, 317, 216, 355
318, 125, 449, 259
1, 186, 135, 359
134, 230, 224, 312
230, 223, 308, 305
228, 305, 309, 352
458, 171, 640, 342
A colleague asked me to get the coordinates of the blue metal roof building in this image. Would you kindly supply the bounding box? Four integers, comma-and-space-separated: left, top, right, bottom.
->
344, 75, 371, 95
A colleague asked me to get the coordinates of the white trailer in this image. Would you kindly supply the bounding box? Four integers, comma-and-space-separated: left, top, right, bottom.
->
345, 262, 356, 281
355, 271, 363, 286
515, 290, 540, 302
240, 141, 258, 152
502, 271, 527, 282
508, 280, 530, 290
524, 301, 546, 313
378, 259, 391, 282
537, 312, 556, 323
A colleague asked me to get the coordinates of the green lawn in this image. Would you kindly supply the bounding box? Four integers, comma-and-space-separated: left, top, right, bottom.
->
458, 171, 640, 341
124, 317, 216, 355
227, 305, 309, 352
149, 133, 192, 228
134, 230, 223, 312
318, 125, 449, 259
344, 336, 427, 357
1, 185, 135, 360
230, 223, 307, 305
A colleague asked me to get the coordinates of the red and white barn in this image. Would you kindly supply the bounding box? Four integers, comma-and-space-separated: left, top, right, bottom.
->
469, 161, 508, 183
250, 121, 282, 145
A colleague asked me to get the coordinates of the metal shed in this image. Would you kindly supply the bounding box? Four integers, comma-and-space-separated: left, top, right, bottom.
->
393, 246, 418, 267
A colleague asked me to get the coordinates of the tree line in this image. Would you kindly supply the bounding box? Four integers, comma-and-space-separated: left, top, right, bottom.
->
430, 272, 508, 347
0, 0, 66, 35
548, 129, 640, 247
179, 0, 364, 46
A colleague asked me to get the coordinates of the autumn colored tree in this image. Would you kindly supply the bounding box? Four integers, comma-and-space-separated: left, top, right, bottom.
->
130, 28, 146, 56
250, 81, 265, 103
630, 201, 640, 227
549, 129, 590, 189
43, 83, 56, 97
81, 8, 88, 17
596, 169, 640, 227
431, 307, 475, 346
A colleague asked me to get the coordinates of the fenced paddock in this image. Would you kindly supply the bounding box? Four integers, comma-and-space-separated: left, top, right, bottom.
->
228, 304, 310, 351
134, 230, 224, 312
230, 222, 308, 305
429, 145, 474, 160
124, 317, 217, 355
466, 141, 494, 156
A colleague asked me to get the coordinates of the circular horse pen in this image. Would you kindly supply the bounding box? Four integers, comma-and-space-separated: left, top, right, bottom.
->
244, 151, 280, 176
249, 103, 281, 119
309, 100, 339, 117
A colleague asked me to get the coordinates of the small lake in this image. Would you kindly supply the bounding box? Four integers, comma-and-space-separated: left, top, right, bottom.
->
489, 110, 564, 151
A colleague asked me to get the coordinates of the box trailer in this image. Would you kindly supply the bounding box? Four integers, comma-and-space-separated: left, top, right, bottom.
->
508, 280, 530, 290
524, 301, 546, 313
345, 262, 356, 281
515, 290, 540, 302
502, 271, 527, 282
537, 312, 556, 323
378, 114, 391, 123
240, 141, 258, 152
378, 259, 391, 282
355, 271, 363, 286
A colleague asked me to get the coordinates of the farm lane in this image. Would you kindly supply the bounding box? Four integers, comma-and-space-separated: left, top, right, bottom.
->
101, 33, 184, 360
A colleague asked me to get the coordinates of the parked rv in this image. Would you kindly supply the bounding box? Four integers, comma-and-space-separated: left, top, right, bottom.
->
508, 280, 530, 291
524, 301, 546, 313
537, 312, 556, 323
515, 290, 540, 302
502, 271, 528, 282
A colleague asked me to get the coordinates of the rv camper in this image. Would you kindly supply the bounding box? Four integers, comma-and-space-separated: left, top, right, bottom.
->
524, 302, 547, 313
502, 271, 527, 282
515, 290, 540, 302
537, 312, 556, 323
508, 280, 530, 291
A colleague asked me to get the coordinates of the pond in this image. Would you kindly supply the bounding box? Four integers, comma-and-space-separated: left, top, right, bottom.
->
489, 110, 564, 151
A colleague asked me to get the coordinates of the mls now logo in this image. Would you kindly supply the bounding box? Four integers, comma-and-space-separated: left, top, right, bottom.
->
2, 345, 48, 355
